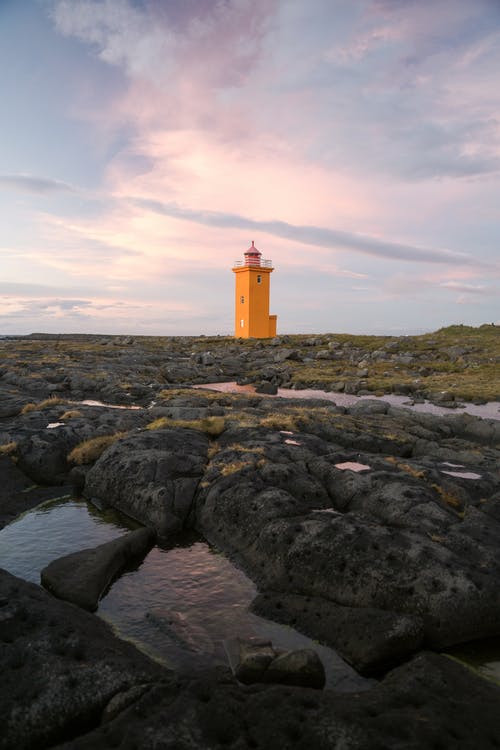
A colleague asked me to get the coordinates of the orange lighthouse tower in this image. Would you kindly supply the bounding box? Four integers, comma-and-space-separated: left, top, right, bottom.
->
232, 241, 277, 338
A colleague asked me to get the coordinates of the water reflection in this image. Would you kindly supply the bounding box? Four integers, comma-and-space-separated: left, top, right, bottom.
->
194, 382, 500, 421
446, 637, 500, 685
98, 537, 370, 691
0, 498, 132, 583
0, 499, 370, 691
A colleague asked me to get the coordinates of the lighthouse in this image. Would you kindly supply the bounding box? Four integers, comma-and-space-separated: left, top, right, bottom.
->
232, 241, 277, 338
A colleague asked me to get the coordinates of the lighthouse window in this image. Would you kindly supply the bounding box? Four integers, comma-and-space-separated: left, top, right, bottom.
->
257, 275, 262, 284
240, 319, 245, 328
240, 296, 245, 304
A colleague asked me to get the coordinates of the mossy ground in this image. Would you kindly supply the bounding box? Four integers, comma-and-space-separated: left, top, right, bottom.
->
1, 324, 498, 401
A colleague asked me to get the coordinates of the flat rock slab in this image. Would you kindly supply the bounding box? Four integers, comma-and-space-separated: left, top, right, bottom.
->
252, 592, 424, 675
41, 527, 156, 611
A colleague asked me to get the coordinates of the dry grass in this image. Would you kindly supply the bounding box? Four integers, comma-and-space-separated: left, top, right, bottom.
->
60, 410, 83, 420
220, 460, 254, 476
259, 413, 301, 431
67, 432, 128, 465
431, 483, 463, 510
207, 442, 220, 459
428, 533, 446, 543
385, 457, 426, 479
225, 411, 260, 427
0, 441, 17, 456
227, 443, 265, 454
21, 397, 68, 414
145, 415, 226, 437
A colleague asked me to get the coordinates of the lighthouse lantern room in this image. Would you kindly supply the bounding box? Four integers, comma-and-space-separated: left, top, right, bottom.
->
232, 241, 277, 338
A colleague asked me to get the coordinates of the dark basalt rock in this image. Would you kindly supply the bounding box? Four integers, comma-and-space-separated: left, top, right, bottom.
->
196, 415, 500, 660
3, 569, 500, 750
0, 568, 166, 750
56, 652, 500, 750
230, 638, 326, 689
2, 333, 500, 748
84, 428, 208, 538
0, 456, 72, 531
41, 527, 156, 612
252, 592, 424, 675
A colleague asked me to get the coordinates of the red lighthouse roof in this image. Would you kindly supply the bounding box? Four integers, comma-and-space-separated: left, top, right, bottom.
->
233, 241, 272, 268
245, 240, 261, 257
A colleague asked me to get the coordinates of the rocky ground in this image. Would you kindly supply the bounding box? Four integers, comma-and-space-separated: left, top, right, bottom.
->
1, 329, 500, 748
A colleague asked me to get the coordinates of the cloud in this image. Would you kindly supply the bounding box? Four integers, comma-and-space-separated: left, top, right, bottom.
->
0, 281, 92, 297
48, 0, 500, 184
439, 280, 496, 294
0, 174, 76, 194
130, 197, 480, 266
51, 0, 275, 87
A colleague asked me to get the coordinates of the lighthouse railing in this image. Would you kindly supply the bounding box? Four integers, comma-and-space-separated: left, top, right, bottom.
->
233, 258, 273, 268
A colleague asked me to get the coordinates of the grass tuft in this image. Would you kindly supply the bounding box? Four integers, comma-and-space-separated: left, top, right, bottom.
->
431, 483, 463, 510
145, 415, 226, 437
67, 432, 128, 465
220, 460, 254, 476
385, 457, 425, 479
227, 443, 265, 454
21, 397, 68, 414
0, 441, 17, 456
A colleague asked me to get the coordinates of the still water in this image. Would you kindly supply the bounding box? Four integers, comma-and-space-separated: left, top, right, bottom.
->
194, 382, 500, 421
0, 498, 370, 691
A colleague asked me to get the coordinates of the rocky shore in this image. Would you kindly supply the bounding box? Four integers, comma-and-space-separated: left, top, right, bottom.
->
1, 330, 500, 748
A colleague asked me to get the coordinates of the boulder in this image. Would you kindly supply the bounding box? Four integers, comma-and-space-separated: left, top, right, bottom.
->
265, 649, 325, 689
231, 638, 325, 689
197, 418, 500, 655
255, 382, 278, 395
84, 429, 208, 538
252, 591, 424, 675
41, 527, 156, 611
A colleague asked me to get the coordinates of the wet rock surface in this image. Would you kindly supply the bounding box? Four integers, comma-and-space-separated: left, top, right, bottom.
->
1, 332, 500, 746
0, 568, 166, 750
251, 593, 424, 675
229, 637, 326, 688
2, 569, 500, 749
41, 528, 156, 611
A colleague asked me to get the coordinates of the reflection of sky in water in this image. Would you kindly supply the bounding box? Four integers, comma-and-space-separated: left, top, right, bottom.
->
441, 470, 482, 480
0, 498, 370, 691
0, 499, 131, 583
446, 638, 500, 686
98, 541, 371, 691
335, 461, 371, 472
194, 382, 500, 421
3, 497, 499, 689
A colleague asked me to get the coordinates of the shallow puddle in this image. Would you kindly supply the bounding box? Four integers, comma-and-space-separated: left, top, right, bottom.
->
335, 461, 371, 472
194, 383, 500, 421
441, 470, 482, 480
0, 498, 132, 581
0, 498, 369, 692
446, 638, 500, 686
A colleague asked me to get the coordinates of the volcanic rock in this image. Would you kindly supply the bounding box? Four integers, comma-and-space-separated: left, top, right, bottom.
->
41, 528, 156, 611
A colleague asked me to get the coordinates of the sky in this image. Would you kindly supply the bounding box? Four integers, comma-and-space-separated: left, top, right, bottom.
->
1, 0, 499, 336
